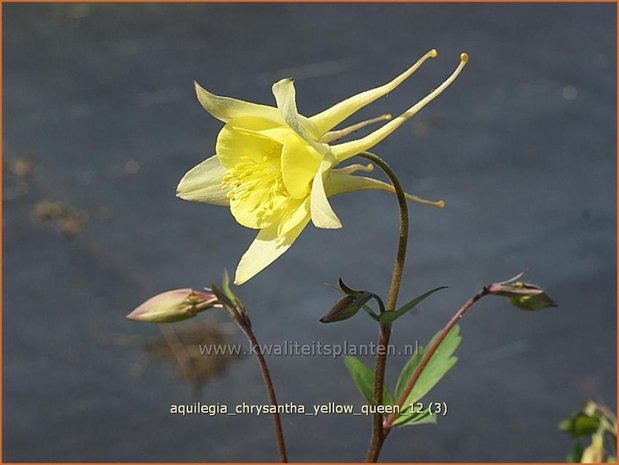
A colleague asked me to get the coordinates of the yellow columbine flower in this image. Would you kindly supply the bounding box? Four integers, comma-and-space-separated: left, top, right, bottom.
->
177, 50, 468, 284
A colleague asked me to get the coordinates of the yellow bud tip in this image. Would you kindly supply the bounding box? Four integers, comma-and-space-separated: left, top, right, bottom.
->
383, 113, 392, 121
460, 53, 469, 64
429, 49, 438, 58
436, 200, 446, 208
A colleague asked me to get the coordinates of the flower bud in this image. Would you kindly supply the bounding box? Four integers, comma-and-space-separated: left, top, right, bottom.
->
127, 289, 218, 323
487, 272, 557, 311
320, 291, 373, 324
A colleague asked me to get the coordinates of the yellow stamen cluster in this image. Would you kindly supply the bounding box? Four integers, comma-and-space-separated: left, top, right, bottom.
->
221, 143, 291, 227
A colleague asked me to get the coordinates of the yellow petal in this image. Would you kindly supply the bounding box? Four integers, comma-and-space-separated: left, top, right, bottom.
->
278, 198, 311, 236
271, 78, 325, 151
176, 155, 229, 205
310, 50, 438, 136
310, 159, 342, 229
234, 214, 311, 285
332, 53, 469, 162
216, 119, 282, 169
229, 196, 303, 231
281, 132, 322, 199
326, 173, 445, 208
223, 115, 291, 144
194, 81, 282, 123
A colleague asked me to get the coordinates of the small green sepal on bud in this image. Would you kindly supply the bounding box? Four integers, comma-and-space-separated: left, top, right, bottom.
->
127, 289, 218, 323
338, 278, 360, 296
487, 271, 557, 311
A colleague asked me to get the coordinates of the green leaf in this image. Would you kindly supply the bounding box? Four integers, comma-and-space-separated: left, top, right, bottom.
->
393, 407, 437, 427
384, 386, 395, 406
343, 356, 394, 406
216, 269, 242, 309
560, 412, 601, 438
379, 286, 447, 324
221, 269, 235, 300
395, 325, 462, 406
395, 351, 423, 399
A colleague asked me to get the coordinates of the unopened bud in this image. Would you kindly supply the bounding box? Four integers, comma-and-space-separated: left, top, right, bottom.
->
487, 271, 557, 311
320, 291, 373, 324
127, 289, 218, 323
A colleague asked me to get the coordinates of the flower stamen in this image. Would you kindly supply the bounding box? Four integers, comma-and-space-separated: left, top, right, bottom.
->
221, 148, 293, 227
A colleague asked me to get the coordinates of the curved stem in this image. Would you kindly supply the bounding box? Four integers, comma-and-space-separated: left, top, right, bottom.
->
239, 324, 288, 462
359, 152, 409, 313
358, 151, 409, 462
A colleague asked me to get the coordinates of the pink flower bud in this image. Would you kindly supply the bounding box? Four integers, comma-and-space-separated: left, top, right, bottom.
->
127, 289, 218, 323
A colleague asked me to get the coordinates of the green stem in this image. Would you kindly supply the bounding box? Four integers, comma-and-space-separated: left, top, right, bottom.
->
383, 287, 490, 432
239, 320, 288, 462
210, 283, 288, 461
358, 151, 409, 463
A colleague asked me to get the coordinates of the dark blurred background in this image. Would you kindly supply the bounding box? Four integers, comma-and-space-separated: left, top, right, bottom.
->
3, 3, 616, 462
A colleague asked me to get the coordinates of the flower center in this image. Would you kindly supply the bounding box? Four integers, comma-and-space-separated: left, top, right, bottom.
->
221, 141, 292, 229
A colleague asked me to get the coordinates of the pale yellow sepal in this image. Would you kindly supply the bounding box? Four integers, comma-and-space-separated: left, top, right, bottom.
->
272, 78, 322, 147
176, 155, 229, 205
194, 81, 282, 124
